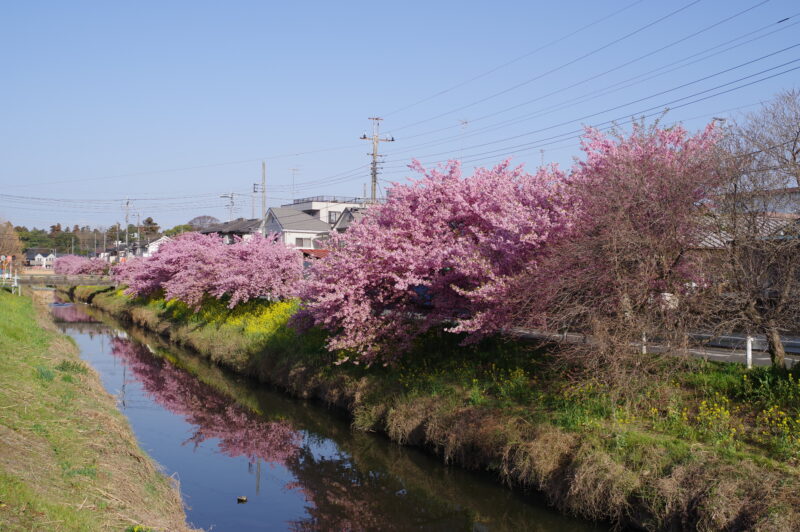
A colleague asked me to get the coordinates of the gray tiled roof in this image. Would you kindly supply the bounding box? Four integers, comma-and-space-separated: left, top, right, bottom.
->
694, 216, 798, 249
24, 247, 53, 259
200, 218, 262, 235
333, 207, 367, 232
268, 208, 330, 232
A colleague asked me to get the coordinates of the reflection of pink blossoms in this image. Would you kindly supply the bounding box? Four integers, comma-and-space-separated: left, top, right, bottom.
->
50, 304, 98, 323
113, 232, 302, 309
54, 255, 108, 275
110, 337, 302, 464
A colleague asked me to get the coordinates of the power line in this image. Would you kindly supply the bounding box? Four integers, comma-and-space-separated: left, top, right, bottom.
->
375, 65, 798, 177
2, 144, 361, 189
447, 65, 800, 169
382, 0, 646, 117
382, 53, 800, 166
389, 10, 799, 152
386, 0, 704, 134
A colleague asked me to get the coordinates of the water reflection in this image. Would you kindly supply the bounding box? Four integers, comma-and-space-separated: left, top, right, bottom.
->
58, 303, 602, 531
110, 337, 302, 467
50, 302, 100, 323
110, 337, 478, 530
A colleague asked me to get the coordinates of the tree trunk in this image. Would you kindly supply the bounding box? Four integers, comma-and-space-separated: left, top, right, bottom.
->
765, 323, 786, 368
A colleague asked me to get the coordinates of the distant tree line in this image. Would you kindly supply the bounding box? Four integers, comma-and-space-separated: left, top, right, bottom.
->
10, 215, 219, 255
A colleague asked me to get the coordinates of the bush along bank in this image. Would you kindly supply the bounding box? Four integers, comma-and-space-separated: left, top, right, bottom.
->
0, 289, 193, 531
65, 285, 800, 531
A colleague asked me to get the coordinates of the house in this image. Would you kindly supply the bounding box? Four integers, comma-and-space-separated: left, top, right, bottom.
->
100, 242, 140, 263
200, 218, 262, 244
282, 196, 367, 226
694, 214, 800, 252
24, 248, 57, 268
144, 236, 172, 257
332, 207, 367, 233
262, 207, 331, 249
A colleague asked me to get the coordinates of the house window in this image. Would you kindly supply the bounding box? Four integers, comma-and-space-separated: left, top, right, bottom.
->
295, 237, 312, 248
328, 210, 341, 224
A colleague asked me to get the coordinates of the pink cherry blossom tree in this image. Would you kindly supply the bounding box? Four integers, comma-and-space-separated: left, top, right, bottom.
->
210, 233, 303, 307
54, 255, 109, 275
113, 232, 302, 309
297, 160, 575, 364
512, 121, 721, 382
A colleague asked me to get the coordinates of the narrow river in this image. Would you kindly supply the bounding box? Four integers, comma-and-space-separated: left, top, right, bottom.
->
51, 301, 602, 531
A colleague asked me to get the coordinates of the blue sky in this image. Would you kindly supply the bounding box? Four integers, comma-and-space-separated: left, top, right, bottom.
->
1, 0, 798, 229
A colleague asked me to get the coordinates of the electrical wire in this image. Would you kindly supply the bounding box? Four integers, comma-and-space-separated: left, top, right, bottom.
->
381, 55, 800, 167
388, 13, 800, 152
386, 0, 705, 134
382, 0, 646, 117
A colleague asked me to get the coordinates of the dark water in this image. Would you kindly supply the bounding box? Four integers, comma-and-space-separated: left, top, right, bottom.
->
52, 302, 603, 532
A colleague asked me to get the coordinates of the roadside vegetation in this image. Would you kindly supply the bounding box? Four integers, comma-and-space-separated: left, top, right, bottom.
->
0, 289, 192, 531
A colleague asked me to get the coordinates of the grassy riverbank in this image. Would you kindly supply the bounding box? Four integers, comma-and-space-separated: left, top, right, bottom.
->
70, 285, 800, 530
0, 289, 193, 531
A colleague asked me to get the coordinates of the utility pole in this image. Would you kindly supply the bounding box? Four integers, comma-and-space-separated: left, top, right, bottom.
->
220, 193, 235, 221
253, 162, 267, 224
136, 213, 141, 254
360, 117, 394, 203
124, 199, 130, 254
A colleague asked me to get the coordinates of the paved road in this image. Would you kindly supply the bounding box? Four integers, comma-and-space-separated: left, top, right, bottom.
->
509, 328, 800, 368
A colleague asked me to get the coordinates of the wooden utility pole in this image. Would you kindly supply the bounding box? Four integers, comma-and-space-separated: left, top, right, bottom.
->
360, 117, 394, 203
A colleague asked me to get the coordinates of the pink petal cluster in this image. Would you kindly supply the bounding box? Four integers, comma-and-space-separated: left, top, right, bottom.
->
53, 255, 109, 275
113, 232, 302, 309
298, 159, 574, 363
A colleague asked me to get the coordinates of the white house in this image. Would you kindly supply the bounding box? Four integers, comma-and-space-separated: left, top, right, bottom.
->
144, 235, 172, 257
281, 196, 367, 226
262, 207, 332, 249
24, 248, 57, 268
